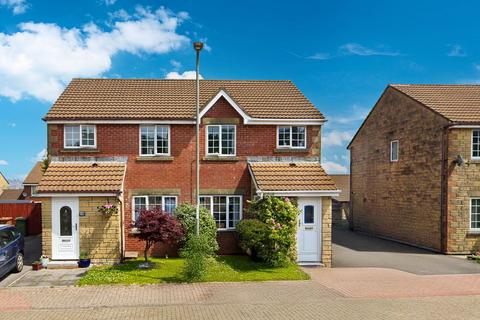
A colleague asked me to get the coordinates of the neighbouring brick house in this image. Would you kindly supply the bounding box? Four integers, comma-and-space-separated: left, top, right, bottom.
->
23, 162, 44, 200
0, 172, 8, 196
330, 174, 350, 225
348, 84, 480, 254
36, 79, 339, 265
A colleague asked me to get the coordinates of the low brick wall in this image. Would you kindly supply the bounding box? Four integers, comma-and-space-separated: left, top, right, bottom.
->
322, 197, 332, 267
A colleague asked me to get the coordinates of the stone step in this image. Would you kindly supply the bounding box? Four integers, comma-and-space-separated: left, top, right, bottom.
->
46, 260, 79, 269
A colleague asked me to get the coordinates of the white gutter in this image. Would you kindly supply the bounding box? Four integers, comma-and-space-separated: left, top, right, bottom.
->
449, 125, 480, 129
255, 190, 341, 197
36, 193, 119, 197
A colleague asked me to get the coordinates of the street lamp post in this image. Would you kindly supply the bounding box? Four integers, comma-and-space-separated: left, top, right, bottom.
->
194, 41, 203, 236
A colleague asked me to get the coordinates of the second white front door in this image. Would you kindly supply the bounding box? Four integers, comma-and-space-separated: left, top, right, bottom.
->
297, 197, 321, 263
52, 197, 79, 260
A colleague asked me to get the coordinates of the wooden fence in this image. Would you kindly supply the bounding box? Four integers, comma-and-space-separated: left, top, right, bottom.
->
0, 201, 42, 235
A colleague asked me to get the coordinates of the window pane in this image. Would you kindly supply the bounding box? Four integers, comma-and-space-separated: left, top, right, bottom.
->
473, 131, 480, 158
213, 196, 227, 229
164, 197, 177, 214
148, 196, 162, 210
221, 125, 235, 155
278, 127, 291, 147
304, 205, 314, 224
59, 206, 72, 236
472, 199, 480, 229
65, 126, 80, 147
81, 125, 95, 146
207, 126, 220, 154
141, 126, 155, 155
228, 197, 241, 228
391, 141, 399, 161
199, 196, 211, 212
134, 197, 147, 221
291, 126, 306, 147
156, 126, 169, 154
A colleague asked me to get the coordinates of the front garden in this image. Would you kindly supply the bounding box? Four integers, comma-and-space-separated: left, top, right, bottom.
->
78, 196, 307, 285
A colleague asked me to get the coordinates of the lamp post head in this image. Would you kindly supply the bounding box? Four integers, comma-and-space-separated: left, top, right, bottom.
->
193, 41, 204, 52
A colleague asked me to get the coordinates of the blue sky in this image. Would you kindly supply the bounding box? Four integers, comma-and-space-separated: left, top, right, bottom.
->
1, 0, 480, 182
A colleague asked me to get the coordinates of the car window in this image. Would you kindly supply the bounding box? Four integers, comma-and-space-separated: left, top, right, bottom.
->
0, 230, 14, 248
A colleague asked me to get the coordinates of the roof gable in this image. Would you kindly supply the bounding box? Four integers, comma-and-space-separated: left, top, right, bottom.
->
24, 162, 44, 185
199, 90, 250, 122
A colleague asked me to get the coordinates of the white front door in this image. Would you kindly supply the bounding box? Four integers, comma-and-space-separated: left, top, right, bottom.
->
52, 197, 79, 260
297, 197, 322, 263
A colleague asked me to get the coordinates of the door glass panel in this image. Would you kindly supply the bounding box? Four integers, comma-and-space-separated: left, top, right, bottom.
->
60, 206, 73, 236
304, 205, 314, 224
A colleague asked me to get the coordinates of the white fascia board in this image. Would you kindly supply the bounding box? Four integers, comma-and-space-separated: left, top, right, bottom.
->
199, 90, 251, 122
23, 183, 39, 186
261, 190, 341, 197
37, 193, 119, 197
449, 125, 480, 129
245, 119, 325, 125
46, 120, 195, 124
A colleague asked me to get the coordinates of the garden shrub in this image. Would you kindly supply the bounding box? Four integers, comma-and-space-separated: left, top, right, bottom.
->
236, 219, 269, 260
174, 203, 218, 255
240, 196, 299, 267
180, 234, 211, 281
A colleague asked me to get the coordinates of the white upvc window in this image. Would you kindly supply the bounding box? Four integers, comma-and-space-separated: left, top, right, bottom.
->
206, 125, 236, 156
471, 198, 480, 231
472, 130, 480, 159
277, 126, 306, 149
199, 195, 242, 230
390, 140, 399, 162
139, 125, 170, 156
132, 195, 177, 221
64, 125, 96, 148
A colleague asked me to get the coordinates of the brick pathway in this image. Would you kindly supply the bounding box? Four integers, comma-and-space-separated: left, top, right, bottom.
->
1, 275, 480, 320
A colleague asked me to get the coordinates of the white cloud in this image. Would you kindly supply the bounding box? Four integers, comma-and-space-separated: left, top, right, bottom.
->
104, 0, 116, 5
447, 44, 466, 57
165, 70, 202, 79
323, 130, 354, 147
8, 122, 16, 127
339, 43, 399, 56
0, 6, 190, 102
322, 161, 348, 174
0, 0, 28, 14
33, 148, 47, 162
307, 52, 329, 60
0, 160, 8, 165
170, 59, 182, 69
330, 104, 369, 125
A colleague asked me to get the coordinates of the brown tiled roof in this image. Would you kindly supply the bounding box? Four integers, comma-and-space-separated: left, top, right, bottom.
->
330, 174, 350, 202
24, 162, 44, 185
249, 162, 337, 192
37, 162, 126, 193
391, 84, 480, 123
0, 189, 24, 200
44, 79, 324, 121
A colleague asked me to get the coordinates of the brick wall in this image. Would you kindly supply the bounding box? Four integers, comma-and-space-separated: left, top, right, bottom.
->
48, 97, 321, 255
321, 197, 332, 267
350, 88, 449, 251
446, 128, 480, 253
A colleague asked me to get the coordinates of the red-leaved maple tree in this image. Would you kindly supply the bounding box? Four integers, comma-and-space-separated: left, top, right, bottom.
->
132, 208, 185, 262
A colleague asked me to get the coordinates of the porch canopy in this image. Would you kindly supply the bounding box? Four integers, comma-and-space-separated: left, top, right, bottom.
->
248, 161, 340, 197
37, 161, 126, 196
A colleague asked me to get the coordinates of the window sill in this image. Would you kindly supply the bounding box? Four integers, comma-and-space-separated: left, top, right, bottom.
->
129, 228, 140, 235
62, 148, 99, 153
274, 148, 308, 153
467, 231, 480, 236
202, 156, 239, 162
217, 229, 237, 232
136, 156, 174, 162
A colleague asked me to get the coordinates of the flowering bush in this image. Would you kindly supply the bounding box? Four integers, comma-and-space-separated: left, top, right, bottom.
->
238, 196, 299, 266
97, 202, 118, 216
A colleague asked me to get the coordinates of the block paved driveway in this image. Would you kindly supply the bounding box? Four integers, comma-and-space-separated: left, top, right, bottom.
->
333, 225, 480, 275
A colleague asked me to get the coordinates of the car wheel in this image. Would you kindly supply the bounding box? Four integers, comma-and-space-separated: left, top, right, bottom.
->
14, 253, 24, 273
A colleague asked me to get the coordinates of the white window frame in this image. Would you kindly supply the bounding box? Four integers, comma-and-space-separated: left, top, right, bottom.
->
131, 195, 178, 222
205, 125, 236, 156
139, 125, 171, 156
390, 140, 399, 162
64, 124, 97, 149
470, 198, 480, 231
276, 126, 307, 149
199, 195, 242, 230
472, 130, 480, 160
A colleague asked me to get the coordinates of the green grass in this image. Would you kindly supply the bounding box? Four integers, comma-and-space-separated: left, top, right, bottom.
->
78, 255, 309, 286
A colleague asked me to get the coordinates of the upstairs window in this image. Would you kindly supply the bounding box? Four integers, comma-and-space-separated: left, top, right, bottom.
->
140, 125, 170, 156
206, 125, 236, 156
472, 130, 480, 159
64, 125, 96, 148
277, 126, 306, 148
390, 140, 399, 162
132, 195, 177, 221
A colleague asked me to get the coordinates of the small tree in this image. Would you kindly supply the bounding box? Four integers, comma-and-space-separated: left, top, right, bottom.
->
132, 208, 185, 262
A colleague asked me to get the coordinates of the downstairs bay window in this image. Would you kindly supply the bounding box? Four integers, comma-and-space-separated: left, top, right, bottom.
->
199, 195, 242, 230
132, 195, 177, 221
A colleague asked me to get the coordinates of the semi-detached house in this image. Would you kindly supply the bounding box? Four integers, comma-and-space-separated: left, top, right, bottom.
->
36, 79, 339, 266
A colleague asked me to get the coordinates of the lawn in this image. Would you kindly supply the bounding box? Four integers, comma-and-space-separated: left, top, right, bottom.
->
77, 255, 309, 286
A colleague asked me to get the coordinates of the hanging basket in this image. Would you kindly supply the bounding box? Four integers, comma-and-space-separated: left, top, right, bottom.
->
97, 203, 118, 216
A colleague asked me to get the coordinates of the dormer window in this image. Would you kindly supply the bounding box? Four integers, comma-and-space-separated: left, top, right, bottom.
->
277, 126, 306, 149
64, 125, 96, 148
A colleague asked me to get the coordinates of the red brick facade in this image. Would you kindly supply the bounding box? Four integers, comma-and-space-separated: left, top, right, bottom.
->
48, 97, 321, 255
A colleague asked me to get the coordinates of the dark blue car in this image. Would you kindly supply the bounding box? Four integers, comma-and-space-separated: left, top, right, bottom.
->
0, 225, 24, 279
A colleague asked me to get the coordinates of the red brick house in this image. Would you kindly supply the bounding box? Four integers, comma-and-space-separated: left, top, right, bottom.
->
349, 84, 480, 254
36, 79, 338, 265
